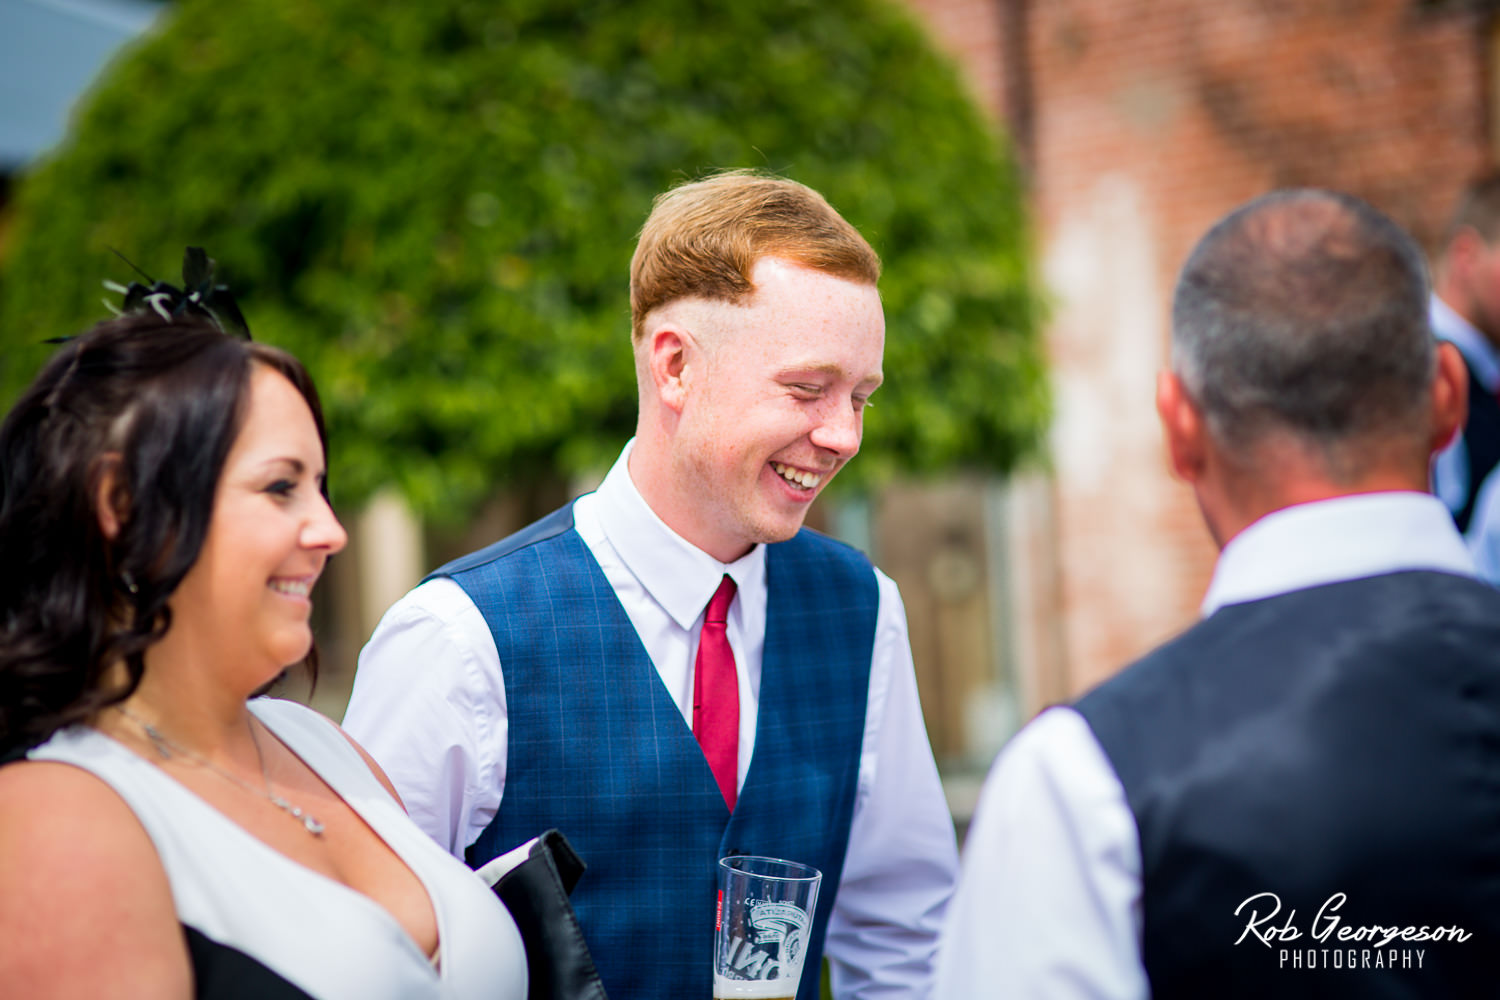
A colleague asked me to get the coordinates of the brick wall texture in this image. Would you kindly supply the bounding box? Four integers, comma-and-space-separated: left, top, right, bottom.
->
899, 0, 1496, 699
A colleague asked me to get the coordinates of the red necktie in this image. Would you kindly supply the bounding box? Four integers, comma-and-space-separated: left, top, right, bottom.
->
693, 574, 739, 811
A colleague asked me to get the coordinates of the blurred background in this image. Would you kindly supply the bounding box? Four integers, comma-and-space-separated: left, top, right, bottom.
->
2, 0, 1496, 834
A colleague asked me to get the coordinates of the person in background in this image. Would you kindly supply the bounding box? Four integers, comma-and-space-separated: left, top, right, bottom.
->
1430, 170, 1500, 580
936, 190, 1500, 998
345, 170, 959, 1000
0, 273, 528, 999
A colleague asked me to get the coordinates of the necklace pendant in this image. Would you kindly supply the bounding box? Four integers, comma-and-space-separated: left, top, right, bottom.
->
270, 791, 323, 836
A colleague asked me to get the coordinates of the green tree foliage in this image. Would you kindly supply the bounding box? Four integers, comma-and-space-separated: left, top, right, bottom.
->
0, 0, 1046, 523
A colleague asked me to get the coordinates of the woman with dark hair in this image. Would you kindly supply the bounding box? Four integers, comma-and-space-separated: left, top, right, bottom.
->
0, 309, 529, 998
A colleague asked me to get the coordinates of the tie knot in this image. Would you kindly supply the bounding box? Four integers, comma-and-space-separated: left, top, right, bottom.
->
704, 574, 737, 625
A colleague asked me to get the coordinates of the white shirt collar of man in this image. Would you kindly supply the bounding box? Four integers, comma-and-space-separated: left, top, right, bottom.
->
590, 438, 766, 630
1201, 491, 1476, 617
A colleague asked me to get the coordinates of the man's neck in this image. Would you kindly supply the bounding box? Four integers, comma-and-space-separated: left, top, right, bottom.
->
625, 434, 751, 564
1200, 436, 1429, 550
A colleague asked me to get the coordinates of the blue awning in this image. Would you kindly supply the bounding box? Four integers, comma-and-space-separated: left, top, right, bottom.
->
0, 0, 163, 171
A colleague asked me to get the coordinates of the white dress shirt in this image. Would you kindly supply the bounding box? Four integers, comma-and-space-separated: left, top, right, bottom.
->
933, 492, 1476, 999
345, 441, 959, 1000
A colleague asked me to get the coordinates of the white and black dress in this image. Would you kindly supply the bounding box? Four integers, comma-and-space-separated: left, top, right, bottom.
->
27, 697, 528, 1000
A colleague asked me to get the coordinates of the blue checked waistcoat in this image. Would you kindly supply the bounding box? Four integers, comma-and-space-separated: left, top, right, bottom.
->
1075, 571, 1500, 999
432, 503, 877, 1000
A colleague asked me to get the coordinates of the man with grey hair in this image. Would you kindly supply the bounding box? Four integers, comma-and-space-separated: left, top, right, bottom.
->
935, 190, 1500, 998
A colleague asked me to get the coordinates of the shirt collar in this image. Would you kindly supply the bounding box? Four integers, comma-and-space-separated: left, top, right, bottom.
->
1201, 491, 1475, 617
593, 439, 766, 629
1431, 295, 1500, 392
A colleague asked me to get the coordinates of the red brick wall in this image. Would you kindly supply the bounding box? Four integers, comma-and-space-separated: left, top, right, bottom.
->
900, 0, 1494, 698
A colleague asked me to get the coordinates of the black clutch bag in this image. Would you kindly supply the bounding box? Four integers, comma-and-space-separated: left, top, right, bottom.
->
476, 830, 609, 1000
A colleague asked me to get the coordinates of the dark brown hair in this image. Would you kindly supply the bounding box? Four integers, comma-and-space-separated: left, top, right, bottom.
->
1444, 169, 1500, 247
0, 313, 328, 752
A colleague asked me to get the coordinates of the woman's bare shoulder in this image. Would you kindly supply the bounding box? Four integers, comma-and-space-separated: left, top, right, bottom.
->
0, 759, 192, 998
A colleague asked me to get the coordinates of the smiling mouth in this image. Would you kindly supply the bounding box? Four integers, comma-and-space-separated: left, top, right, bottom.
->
772, 462, 823, 491
269, 579, 312, 598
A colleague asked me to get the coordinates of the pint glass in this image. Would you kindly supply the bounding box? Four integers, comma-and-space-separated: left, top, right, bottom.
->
713, 856, 822, 999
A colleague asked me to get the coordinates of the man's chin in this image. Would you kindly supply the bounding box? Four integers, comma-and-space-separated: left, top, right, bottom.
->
747, 512, 812, 546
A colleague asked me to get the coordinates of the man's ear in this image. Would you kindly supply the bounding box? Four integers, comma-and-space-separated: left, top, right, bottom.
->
1429, 341, 1469, 455
93, 454, 129, 541
1156, 370, 1208, 484
648, 326, 692, 414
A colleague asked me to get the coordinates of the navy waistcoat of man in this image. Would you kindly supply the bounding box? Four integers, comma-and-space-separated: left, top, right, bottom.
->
1075, 570, 1500, 999
433, 503, 877, 1000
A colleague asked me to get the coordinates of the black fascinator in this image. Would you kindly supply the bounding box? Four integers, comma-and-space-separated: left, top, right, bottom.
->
100, 246, 250, 339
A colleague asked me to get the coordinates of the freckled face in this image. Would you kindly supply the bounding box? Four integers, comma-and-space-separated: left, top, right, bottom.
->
166, 366, 347, 679
671, 257, 884, 561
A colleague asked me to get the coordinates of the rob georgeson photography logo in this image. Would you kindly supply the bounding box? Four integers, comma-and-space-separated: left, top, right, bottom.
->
1234, 892, 1471, 971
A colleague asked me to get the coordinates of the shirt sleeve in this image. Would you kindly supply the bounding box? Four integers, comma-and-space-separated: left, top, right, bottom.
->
823, 572, 960, 1000
341, 578, 507, 859
933, 706, 1148, 1000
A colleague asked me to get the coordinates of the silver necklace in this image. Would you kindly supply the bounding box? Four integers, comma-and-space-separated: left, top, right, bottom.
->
116, 705, 325, 837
